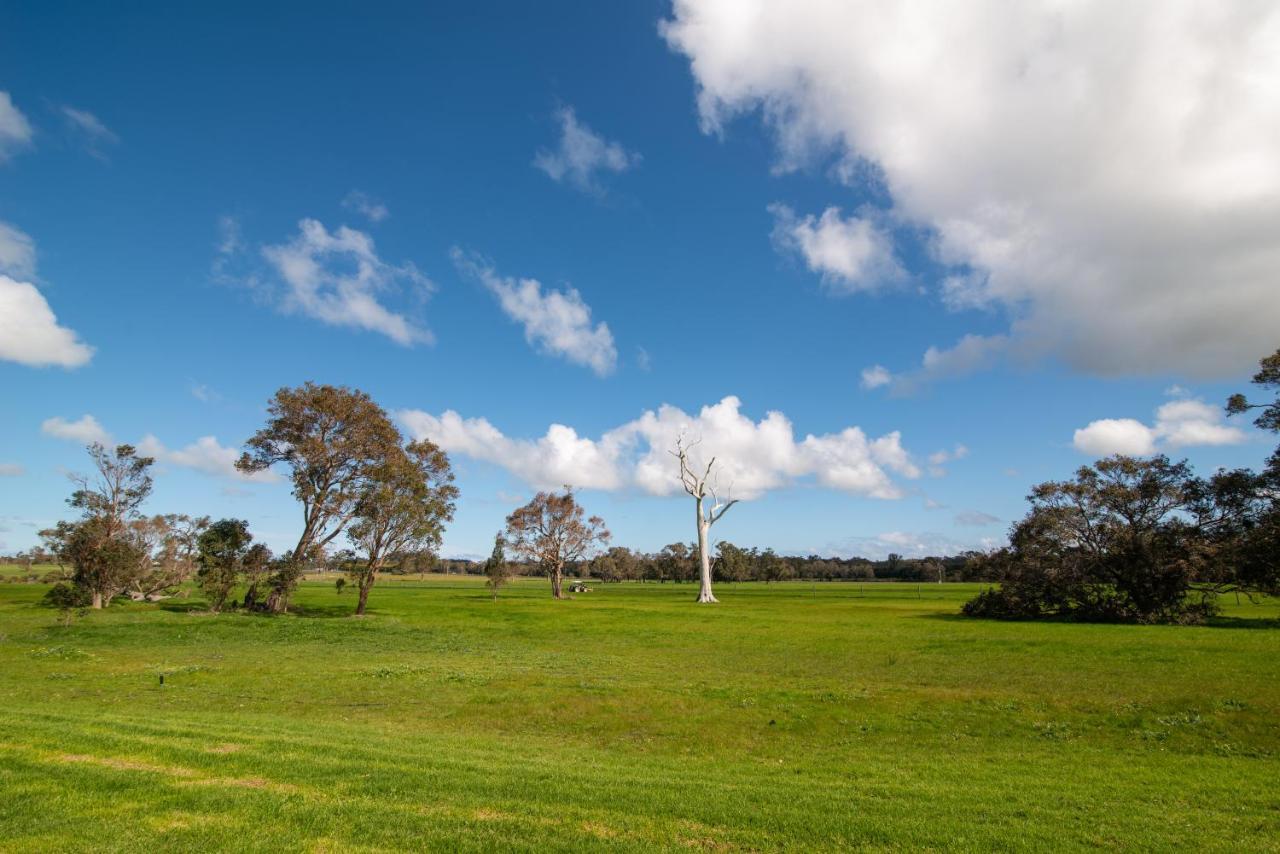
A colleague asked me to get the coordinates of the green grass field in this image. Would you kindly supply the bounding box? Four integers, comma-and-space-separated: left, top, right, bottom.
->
0, 574, 1277, 851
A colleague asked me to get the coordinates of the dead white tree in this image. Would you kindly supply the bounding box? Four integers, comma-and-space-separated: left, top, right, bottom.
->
674, 437, 738, 604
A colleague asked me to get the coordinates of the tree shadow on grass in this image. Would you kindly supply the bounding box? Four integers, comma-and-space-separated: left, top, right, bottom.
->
918, 611, 1279, 630
916, 612, 970, 623
286, 602, 356, 619
157, 601, 211, 614
155, 600, 356, 619
1204, 615, 1280, 630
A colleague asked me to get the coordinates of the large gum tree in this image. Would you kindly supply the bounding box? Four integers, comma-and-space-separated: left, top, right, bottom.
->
236, 382, 401, 613
505, 489, 609, 599
347, 439, 457, 615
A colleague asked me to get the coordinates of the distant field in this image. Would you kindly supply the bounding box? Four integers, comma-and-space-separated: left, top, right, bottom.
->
0, 577, 1276, 851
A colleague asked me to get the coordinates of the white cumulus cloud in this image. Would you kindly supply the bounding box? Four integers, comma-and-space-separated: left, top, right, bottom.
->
0, 463, 24, 477
262, 219, 433, 346
0, 276, 94, 368
1073, 398, 1247, 457
769, 204, 904, 292
663, 1, 1280, 380
860, 365, 891, 390
534, 106, 640, 195
43, 416, 277, 483
453, 249, 617, 376
400, 395, 920, 500
42, 415, 112, 446
138, 435, 279, 483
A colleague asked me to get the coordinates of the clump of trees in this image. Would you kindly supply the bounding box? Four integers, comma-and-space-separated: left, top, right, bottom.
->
39, 443, 152, 610
965, 348, 1280, 624
236, 382, 456, 615
196, 519, 271, 613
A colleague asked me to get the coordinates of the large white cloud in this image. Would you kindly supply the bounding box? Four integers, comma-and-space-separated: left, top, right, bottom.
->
0, 92, 33, 161
261, 219, 432, 346
400, 395, 920, 500
663, 1, 1280, 379
533, 106, 640, 195
0, 276, 94, 368
453, 249, 617, 376
1072, 398, 1247, 457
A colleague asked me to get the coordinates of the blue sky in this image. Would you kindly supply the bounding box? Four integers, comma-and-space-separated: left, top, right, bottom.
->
1, 1, 1276, 559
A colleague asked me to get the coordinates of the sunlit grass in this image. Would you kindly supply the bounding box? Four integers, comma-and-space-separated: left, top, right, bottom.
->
0, 576, 1276, 851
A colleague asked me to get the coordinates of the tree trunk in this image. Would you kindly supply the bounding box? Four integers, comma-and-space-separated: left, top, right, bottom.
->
265, 587, 288, 613
91, 589, 103, 610
695, 497, 718, 604
355, 574, 374, 616
551, 564, 565, 599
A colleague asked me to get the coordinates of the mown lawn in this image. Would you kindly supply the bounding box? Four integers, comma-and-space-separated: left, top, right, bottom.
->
0, 575, 1277, 851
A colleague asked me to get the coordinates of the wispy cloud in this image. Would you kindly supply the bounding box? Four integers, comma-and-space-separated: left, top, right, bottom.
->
534, 106, 640, 195
0, 222, 36, 280
60, 106, 118, 160
253, 219, 433, 346
452, 249, 616, 376
864, 334, 1009, 396
342, 190, 389, 223
0, 92, 33, 162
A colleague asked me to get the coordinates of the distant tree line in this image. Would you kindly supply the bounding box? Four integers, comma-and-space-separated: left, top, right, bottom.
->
354, 543, 979, 584
17, 349, 1279, 624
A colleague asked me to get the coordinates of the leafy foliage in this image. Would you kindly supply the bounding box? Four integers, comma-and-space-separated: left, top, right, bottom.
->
504, 489, 609, 598
236, 382, 403, 611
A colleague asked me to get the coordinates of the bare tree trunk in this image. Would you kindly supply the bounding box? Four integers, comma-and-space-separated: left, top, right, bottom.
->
91, 590, 103, 610
551, 563, 565, 599
695, 496, 718, 604
675, 439, 735, 605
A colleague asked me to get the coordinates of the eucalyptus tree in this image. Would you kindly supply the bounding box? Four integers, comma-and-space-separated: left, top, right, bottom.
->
347, 439, 457, 615
505, 489, 609, 599
41, 443, 156, 609
196, 518, 256, 613
483, 533, 514, 600
236, 383, 401, 613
